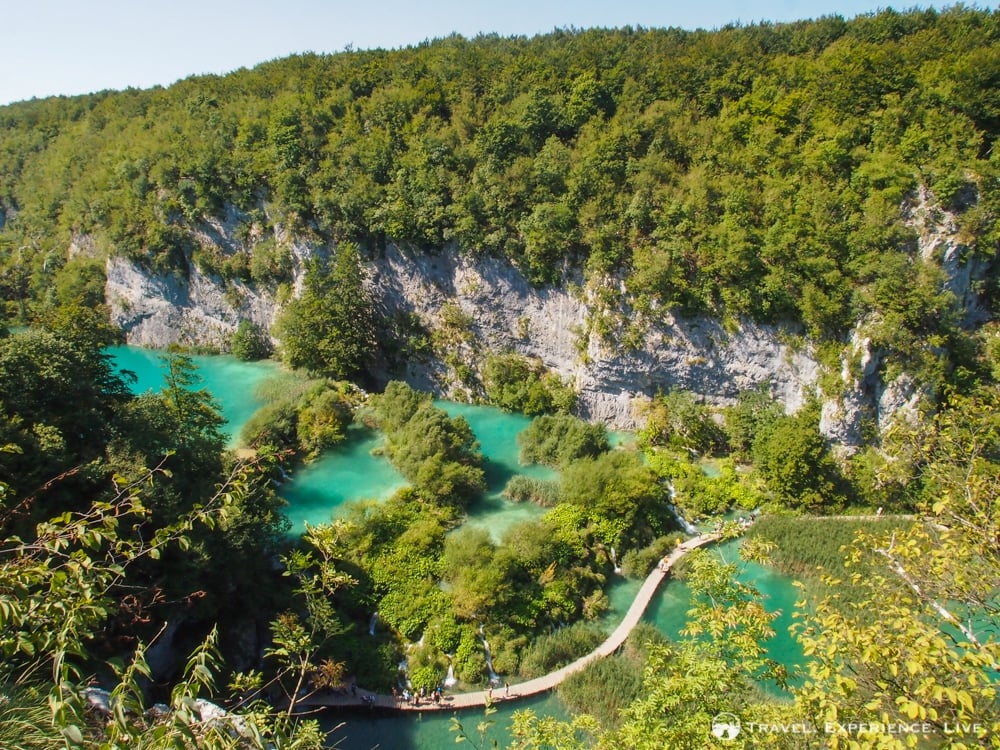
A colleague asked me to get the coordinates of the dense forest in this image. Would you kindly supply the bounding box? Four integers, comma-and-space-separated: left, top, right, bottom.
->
1, 6, 1000, 749
1, 7, 999, 354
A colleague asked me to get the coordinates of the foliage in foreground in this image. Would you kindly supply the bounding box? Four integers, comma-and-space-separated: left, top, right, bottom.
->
793, 386, 1000, 749
0, 459, 328, 749
510, 536, 794, 749
512, 384, 1000, 749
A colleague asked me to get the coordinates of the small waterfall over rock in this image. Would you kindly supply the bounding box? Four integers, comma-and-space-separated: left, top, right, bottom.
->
609, 546, 622, 574
369, 611, 379, 636
667, 483, 699, 535
479, 625, 500, 684
444, 657, 457, 688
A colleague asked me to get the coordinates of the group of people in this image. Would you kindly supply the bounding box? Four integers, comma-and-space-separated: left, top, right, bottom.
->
392, 685, 445, 707
343, 678, 514, 710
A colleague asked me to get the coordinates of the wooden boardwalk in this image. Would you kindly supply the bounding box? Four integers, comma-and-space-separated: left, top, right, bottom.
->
299, 532, 721, 714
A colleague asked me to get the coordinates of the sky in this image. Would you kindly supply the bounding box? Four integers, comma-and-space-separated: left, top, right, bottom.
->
1, 0, 931, 106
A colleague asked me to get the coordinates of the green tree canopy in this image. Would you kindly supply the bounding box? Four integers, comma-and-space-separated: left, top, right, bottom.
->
275, 243, 375, 380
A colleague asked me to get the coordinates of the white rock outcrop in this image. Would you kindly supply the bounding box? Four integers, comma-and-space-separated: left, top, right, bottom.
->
370, 243, 819, 427
106, 255, 279, 349
102, 185, 985, 436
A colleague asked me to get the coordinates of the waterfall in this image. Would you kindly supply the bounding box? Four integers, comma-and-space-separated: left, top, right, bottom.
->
369, 611, 379, 636
667, 483, 699, 535
609, 546, 622, 574
482, 639, 500, 684
479, 625, 500, 684
444, 658, 457, 688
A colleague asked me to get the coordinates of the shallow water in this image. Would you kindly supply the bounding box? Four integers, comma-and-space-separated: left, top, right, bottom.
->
280, 426, 407, 533
436, 400, 557, 541
324, 691, 568, 750
107, 345, 278, 444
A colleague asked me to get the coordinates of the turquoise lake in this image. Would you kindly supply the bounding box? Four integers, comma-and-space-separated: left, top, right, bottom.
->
107, 345, 280, 444
109, 346, 806, 749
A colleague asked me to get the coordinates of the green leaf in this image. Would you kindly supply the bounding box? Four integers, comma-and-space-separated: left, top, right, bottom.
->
62, 724, 84, 744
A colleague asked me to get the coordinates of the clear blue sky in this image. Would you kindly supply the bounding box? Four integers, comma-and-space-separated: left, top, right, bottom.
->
1, 0, 928, 106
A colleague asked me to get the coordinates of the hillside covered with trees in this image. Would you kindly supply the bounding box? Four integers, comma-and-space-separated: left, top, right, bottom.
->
1, 7, 998, 353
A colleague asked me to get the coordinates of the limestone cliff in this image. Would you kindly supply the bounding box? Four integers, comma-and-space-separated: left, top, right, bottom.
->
102, 187, 987, 435
105, 235, 820, 429
106, 255, 280, 348
369, 243, 818, 428
819, 186, 992, 450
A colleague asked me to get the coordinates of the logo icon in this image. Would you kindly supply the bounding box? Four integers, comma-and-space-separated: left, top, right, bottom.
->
711, 713, 741, 740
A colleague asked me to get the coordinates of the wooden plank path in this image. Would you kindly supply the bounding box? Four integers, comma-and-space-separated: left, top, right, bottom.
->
298, 532, 721, 714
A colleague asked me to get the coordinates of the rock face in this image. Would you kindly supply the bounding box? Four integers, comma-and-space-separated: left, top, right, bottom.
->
102, 186, 986, 435
106, 255, 279, 349
105, 238, 820, 429
370, 244, 819, 428
907, 185, 990, 326
819, 186, 991, 450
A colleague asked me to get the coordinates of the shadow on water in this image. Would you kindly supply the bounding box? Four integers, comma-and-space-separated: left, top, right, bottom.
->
481, 454, 518, 496
319, 691, 569, 750
435, 400, 557, 542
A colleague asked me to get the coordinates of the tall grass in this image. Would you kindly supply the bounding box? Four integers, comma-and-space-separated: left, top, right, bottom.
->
518, 622, 606, 679
0, 676, 66, 750
748, 516, 914, 581
557, 622, 668, 727
747, 515, 917, 612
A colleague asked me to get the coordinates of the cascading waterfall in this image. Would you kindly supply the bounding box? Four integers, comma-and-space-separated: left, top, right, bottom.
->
609, 546, 622, 574
667, 482, 699, 535
479, 625, 500, 684
369, 611, 379, 636
397, 657, 411, 689
444, 656, 457, 688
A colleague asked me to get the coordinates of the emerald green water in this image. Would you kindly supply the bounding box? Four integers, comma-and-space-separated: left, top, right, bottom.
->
325, 691, 568, 750
107, 345, 279, 444
600, 575, 642, 633
642, 539, 806, 690
109, 347, 807, 747
436, 401, 556, 541
280, 426, 406, 534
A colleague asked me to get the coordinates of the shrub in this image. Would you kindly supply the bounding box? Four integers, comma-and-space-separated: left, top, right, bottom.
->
453, 627, 488, 684
230, 319, 273, 361
518, 622, 606, 679
620, 532, 688, 578
518, 413, 608, 468
482, 353, 576, 415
